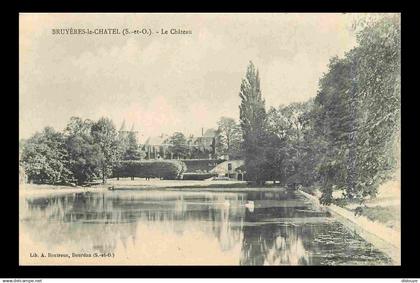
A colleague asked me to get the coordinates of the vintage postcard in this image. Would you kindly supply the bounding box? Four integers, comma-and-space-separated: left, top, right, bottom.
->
19, 13, 401, 265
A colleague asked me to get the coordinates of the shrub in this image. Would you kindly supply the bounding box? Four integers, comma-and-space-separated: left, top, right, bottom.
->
113, 160, 187, 180
182, 173, 218, 180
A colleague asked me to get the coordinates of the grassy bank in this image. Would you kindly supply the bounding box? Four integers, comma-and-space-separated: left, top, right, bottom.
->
299, 178, 400, 232
297, 178, 401, 265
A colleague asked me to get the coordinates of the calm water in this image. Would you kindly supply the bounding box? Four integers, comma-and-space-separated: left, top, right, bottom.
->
19, 189, 392, 265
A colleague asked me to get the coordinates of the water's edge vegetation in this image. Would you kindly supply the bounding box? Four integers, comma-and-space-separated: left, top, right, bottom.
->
19, 15, 400, 210
19, 15, 400, 265
297, 189, 400, 265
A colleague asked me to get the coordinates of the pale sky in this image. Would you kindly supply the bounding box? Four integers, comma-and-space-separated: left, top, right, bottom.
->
19, 13, 360, 141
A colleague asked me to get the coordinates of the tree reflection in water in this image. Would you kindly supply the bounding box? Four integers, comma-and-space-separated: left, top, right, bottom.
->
240, 208, 310, 265
20, 189, 392, 265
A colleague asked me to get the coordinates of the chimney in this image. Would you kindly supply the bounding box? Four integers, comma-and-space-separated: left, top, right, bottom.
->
202, 128, 204, 137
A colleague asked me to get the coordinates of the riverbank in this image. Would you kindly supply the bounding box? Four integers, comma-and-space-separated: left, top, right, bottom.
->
19, 183, 108, 197
19, 178, 252, 197
107, 178, 248, 190
20, 179, 400, 265
297, 180, 401, 265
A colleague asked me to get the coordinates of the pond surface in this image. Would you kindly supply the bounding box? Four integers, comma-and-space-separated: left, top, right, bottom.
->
19, 188, 392, 265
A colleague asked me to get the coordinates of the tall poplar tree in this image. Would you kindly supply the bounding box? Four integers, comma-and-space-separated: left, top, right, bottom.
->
239, 61, 269, 184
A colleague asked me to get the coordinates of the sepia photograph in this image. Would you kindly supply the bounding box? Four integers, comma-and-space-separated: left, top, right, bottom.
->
18, 13, 401, 266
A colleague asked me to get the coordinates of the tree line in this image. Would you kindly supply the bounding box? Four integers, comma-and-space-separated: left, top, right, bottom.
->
20, 117, 124, 185
20, 116, 243, 185
239, 15, 400, 204
20, 15, 400, 205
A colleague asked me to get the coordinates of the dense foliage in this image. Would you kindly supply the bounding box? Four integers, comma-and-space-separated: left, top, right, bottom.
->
239, 61, 278, 184
239, 15, 400, 204
312, 15, 401, 204
20, 15, 400, 205
63, 117, 103, 185
119, 131, 145, 161
215, 117, 243, 159
21, 117, 123, 185
20, 127, 72, 184
165, 132, 189, 159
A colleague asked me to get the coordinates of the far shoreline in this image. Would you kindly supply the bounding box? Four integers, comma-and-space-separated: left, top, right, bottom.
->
19, 178, 290, 197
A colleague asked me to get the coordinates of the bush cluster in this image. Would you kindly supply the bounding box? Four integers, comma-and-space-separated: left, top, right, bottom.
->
113, 160, 187, 180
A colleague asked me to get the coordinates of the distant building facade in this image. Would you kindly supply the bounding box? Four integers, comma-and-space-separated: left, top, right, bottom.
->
142, 134, 171, 159
193, 128, 217, 152
140, 128, 220, 160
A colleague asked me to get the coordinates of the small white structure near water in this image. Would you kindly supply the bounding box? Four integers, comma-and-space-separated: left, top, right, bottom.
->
209, 160, 245, 180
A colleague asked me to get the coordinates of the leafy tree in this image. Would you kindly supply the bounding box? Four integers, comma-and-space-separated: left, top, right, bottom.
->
228, 124, 244, 159
65, 135, 103, 185
166, 132, 189, 159
189, 145, 212, 159
64, 116, 93, 137
297, 102, 327, 186
64, 117, 103, 185
91, 118, 120, 183
21, 127, 72, 184
312, 15, 400, 204
216, 117, 243, 159
124, 132, 145, 160
351, 15, 401, 199
119, 131, 145, 160
266, 101, 314, 184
